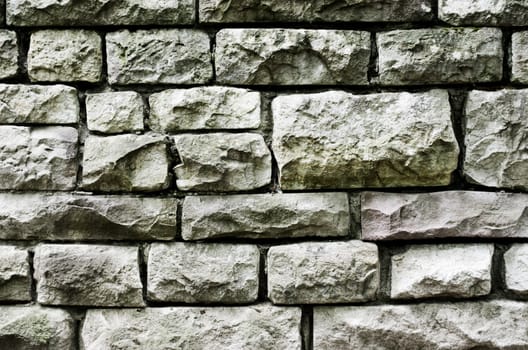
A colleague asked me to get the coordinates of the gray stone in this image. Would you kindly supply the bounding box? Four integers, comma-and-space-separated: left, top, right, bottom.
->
439, 0, 528, 26
315, 300, 528, 349
81, 304, 301, 350
512, 31, 528, 84
272, 90, 458, 189
182, 192, 350, 240
34, 244, 144, 307
0, 246, 30, 301
0, 306, 75, 350
7, 0, 194, 26
464, 89, 528, 190
504, 244, 528, 296
82, 133, 170, 192
149, 87, 261, 132
147, 243, 259, 303
361, 191, 528, 240
173, 133, 271, 191
86, 91, 144, 134
0, 84, 79, 124
0, 193, 176, 241
391, 244, 493, 300
106, 29, 212, 85
0, 30, 18, 79
0, 126, 78, 190
216, 29, 370, 85
378, 28, 503, 85
28, 30, 102, 83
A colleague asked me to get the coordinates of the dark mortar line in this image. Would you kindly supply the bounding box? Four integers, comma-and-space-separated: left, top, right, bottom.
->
208, 28, 217, 84
140, 90, 152, 132
431, 0, 440, 22
28, 249, 37, 302
99, 31, 109, 85
193, 0, 200, 28
502, 28, 513, 83
257, 245, 269, 302
348, 193, 362, 240
14, 29, 30, 83
175, 198, 183, 240
153, 128, 267, 135
138, 244, 149, 304
374, 237, 528, 247
367, 31, 379, 85
376, 245, 393, 302
491, 243, 508, 298
281, 185, 528, 194
75, 318, 82, 350
74, 90, 88, 190
301, 306, 314, 350
447, 89, 469, 189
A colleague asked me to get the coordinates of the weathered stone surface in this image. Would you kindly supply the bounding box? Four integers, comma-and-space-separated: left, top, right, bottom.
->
0, 306, 75, 350
182, 192, 350, 240
216, 29, 370, 85
391, 244, 493, 299
106, 30, 212, 85
7, 0, 194, 26
147, 243, 259, 303
272, 90, 458, 189
82, 133, 170, 192
200, 0, 432, 23
0, 30, 18, 79
362, 191, 528, 240
0, 126, 78, 190
0, 193, 176, 241
149, 87, 261, 132
82, 304, 301, 350
28, 30, 102, 83
512, 31, 528, 84
86, 91, 144, 134
0, 84, 79, 124
314, 300, 528, 349
464, 89, 528, 190
504, 244, 528, 296
173, 133, 271, 191
378, 28, 503, 85
0, 246, 30, 301
268, 241, 379, 304
34, 244, 143, 307
439, 0, 528, 26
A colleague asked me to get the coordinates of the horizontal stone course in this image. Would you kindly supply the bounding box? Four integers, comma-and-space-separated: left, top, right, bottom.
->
439, 0, 528, 26
0, 246, 30, 301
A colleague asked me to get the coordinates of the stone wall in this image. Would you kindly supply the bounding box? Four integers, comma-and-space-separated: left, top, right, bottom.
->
0, 1, 527, 349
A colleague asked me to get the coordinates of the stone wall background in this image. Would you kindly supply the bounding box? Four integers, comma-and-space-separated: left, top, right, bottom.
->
0, 0, 527, 349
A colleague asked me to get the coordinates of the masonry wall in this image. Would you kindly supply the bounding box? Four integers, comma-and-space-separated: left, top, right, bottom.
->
0, 0, 527, 349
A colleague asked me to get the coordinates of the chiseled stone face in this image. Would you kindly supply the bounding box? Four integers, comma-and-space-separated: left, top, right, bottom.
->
86, 91, 144, 134
504, 244, 528, 295
439, 0, 528, 26
0, 30, 18, 79
0, 246, 30, 301
512, 31, 528, 84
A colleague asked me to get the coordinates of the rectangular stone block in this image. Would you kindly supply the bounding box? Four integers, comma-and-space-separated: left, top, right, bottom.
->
361, 191, 528, 240
0, 246, 30, 301
86, 91, 144, 134
0, 30, 18, 79
378, 28, 502, 85
215, 29, 370, 85
34, 244, 144, 307
182, 192, 350, 240
512, 31, 528, 84
439, 0, 528, 26
505, 244, 528, 296
272, 90, 458, 189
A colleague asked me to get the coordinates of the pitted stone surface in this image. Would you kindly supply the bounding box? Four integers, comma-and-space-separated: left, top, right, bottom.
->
182, 192, 350, 240
34, 244, 144, 307
439, 0, 528, 26
391, 244, 493, 299
106, 29, 212, 85
0, 246, 30, 301
81, 304, 302, 350
272, 90, 458, 189
314, 300, 528, 349
147, 243, 259, 303
28, 30, 102, 83
0, 30, 18, 80
267, 241, 379, 304
149, 87, 261, 132
173, 133, 271, 191
216, 29, 370, 85
361, 191, 528, 240
504, 244, 528, 295
512, 32, 528, 84
378, 28, 503, 85
86, 91, 144, 134
464, 89, 528, 190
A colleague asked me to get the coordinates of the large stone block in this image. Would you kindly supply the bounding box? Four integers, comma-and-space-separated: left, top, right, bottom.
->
86, 91, 144, 134
216, 29, 370, 85
378, 28, 502, 85
439, 0, 528, 26
272, 90, 458, 189
361, 191, 528, 240
0, 30, 18, 79
0, 246, 30, 301
512, 31, 528, 84
504, 244, 528, 296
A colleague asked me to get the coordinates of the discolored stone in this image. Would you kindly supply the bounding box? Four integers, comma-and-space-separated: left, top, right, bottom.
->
0, 246, 30, 301
439, 0, 528, 26
512, 31, 528, 84
504, 244, 528, 296
0, 30, 18, 79
86, 91, 144, 134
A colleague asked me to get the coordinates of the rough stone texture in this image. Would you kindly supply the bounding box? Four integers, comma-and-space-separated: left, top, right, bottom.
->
200, 0, 432, 23
464, 89, 528, 190
149, 87, 261, 132
7, 0, 194, 26
267, 241, 379, 304
0, 193, 176, 241
391, 244, 493, 299
0, 30, 18, 79
272, 90, 458, 189
82, 133, 170, 192
182, 192, 350, 240
0, 126, 78, 190
439, 0, 528, 26
81, 304, 301, 350
504, 244, 528, 296
86, 91, 144, 134
512, 31, 528, 84
362, 191, 528, 240
173, 133, 271, 191
106, 29, 212, 85
0, 246, 30, 301
0, 84, 79, 124
0, 306, 75, 350
378, 28, 503, 85
216, 29, 370, 85
147, 243, 259, 303
34, 244, 144, 307
28, 30, 102, 83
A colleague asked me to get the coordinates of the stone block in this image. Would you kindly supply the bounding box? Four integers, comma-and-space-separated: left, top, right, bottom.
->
86, 91, 144, 134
